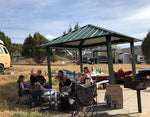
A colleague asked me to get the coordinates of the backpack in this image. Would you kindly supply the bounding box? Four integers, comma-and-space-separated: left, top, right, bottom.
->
60, 94, 71, 111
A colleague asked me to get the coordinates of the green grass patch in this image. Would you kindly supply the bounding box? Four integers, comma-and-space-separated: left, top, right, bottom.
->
0, 100, 9, 112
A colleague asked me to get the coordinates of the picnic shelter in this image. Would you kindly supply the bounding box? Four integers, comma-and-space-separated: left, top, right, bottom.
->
37, 24, 142, 113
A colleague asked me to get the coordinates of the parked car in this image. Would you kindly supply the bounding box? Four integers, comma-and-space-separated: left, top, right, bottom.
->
0, 40, 11, 74
82, 57, 91, 63
95, 56, 108, 63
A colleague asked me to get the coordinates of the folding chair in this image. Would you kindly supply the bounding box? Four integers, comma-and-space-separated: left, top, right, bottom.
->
29, 84, 41, 108
41, 89, 58, 110
17, 83, 29, 105
29, 84, 58, 109
71, 83, 97, 117
62, 86, 71, 92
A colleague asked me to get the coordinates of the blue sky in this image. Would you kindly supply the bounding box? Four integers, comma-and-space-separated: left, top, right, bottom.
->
0, 0, 150, 48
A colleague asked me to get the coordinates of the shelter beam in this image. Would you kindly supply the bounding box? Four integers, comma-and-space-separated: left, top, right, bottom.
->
51, 44, 78, 48
82, 39, 129, 48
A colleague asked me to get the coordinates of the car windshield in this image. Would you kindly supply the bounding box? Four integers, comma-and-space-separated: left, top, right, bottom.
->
0, 47, 3, 54
98, 56, 107, 59
3, 47, 8, 54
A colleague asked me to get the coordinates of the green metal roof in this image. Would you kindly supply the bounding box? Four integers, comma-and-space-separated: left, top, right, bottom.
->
37, 24, 142, 49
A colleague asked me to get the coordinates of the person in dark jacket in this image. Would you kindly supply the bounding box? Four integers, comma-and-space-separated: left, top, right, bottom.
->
30, 69, 50, 88
56, 70, 72, 92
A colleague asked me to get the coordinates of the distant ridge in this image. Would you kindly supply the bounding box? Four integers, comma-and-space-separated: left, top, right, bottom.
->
121, 45, 143, 56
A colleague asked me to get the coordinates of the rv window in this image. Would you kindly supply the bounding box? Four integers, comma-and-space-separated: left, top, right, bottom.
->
140, 57, 144, 59
3, 47, 8, 54
0, 47, 3, 54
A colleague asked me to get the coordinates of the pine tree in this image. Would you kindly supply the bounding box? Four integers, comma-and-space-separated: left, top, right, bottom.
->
141, 31, 150, 63
22, 33, 48, 64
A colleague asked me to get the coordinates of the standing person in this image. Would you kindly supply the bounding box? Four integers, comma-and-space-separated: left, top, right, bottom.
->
80, 67, 93, 84
57, 70, 72, 92
30, 69, 37, 87
17, 75, 30, 94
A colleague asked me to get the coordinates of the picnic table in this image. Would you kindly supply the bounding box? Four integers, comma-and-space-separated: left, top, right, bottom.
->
91, 73, 109, 82
91, 74, 109, 89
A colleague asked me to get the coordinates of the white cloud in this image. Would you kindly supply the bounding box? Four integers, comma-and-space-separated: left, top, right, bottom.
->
46, 34, 56, 40
100, 24, 105, 27
125, 5, 150, 21
132, 32, 147, 39
1, 0, 150, 45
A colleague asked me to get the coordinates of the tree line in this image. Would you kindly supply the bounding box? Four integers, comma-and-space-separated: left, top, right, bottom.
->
1, 24, 150, 64
0, 23, 80, 64
141, 31, 150, 63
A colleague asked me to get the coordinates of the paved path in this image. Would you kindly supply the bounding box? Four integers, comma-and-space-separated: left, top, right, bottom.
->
52, 86, 150, 117
96, 86, 150, 117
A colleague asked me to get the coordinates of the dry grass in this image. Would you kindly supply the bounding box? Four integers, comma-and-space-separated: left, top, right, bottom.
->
0, 63, 150, 116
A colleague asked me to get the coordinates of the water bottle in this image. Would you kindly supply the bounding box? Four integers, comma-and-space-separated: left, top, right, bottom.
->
99, 68, 101, 74
78, 72, 81, 78
73, 71, 76, 78
96, 68, 100, 73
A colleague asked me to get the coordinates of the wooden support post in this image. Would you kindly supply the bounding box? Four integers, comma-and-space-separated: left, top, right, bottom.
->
79, 48, 83, 74
130, 41, 142, 113
46, 46, 52, 89
137, 89, 142, 113
130, 42, 136, 79
106, 36, 114, 84
114, 49, 116, 64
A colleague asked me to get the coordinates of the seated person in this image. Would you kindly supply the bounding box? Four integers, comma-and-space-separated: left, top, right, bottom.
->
31, 77, 56, 97
80, 67, 93, 84
36, 70, 46, 86
56, 70, 72, 92
30, 69, 50, 89
17, 75, 30, 94
31, 77, 57, 108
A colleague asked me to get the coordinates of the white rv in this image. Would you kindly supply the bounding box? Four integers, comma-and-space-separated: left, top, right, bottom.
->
135, 55, 145, 64
118, 53, 144, 64
118, 53, 130, 63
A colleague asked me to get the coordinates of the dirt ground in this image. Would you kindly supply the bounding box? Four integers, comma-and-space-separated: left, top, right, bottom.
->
0, 63, 150, 117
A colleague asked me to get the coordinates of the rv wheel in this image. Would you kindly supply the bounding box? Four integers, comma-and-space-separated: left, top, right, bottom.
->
0, 65, 4, 74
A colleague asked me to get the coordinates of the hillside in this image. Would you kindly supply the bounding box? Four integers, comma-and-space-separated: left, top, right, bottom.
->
121, 45, 143, 56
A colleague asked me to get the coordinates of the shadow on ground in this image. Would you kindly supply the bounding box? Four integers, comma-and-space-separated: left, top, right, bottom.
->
38, 102, 135, 117
0, 82, 137, 117
0, 80, 32, 111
